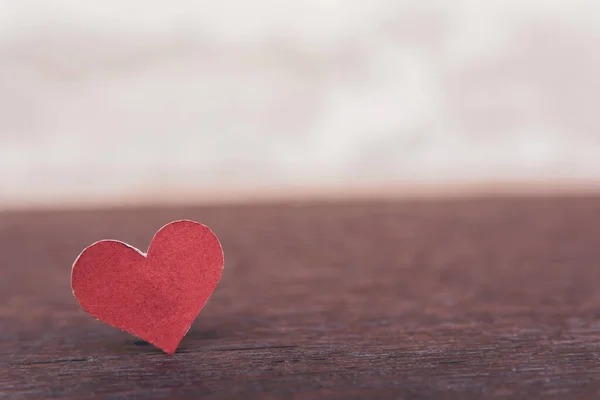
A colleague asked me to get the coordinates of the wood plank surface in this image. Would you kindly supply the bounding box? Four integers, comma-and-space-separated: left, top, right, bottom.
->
2, 196, 600, 399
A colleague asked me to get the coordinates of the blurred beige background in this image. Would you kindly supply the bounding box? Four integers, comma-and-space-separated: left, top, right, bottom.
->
1, 0, 600, 207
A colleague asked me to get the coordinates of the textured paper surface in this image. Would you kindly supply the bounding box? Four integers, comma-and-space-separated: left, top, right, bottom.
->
71, 220, 224, 354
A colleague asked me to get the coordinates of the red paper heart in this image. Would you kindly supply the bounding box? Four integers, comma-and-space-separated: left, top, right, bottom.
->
71, 220, 224, 354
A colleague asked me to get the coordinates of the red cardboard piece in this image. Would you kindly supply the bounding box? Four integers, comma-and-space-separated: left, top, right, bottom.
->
71, 220, 224, 354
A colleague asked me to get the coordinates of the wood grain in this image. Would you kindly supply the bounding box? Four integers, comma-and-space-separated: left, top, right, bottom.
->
2, 196, 600, 399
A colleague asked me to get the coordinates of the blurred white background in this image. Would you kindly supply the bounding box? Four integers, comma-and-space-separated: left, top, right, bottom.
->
1, 0, 600, 207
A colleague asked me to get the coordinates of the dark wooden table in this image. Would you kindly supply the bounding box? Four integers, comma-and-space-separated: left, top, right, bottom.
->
2, 196, 600, 399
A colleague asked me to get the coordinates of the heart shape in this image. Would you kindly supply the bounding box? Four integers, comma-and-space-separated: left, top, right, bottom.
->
71, 220, 224, 354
